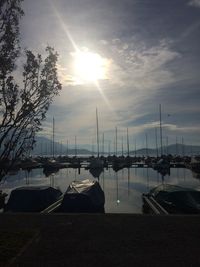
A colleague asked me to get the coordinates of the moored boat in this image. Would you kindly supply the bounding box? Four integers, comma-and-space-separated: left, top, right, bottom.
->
143, 184, 200, 214
20, 158, 41, 170
87, 157, 104, 169
190, 156, 200, 173
152, 158, 170, 175
4, 186, 62, 212
58, 179, 105, 213
42, 159, 67, 176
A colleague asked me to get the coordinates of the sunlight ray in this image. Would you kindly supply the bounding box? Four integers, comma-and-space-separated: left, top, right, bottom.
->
49, 0, 79, 52
49, 0, 115, 114
94, 80, 114, 112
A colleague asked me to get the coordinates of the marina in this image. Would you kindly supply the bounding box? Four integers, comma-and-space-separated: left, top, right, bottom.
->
1, 155, 200, 214
1, 0, 200, 265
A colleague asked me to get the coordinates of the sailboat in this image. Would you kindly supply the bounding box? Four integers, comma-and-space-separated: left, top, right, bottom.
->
88, 108, 104, 174
112, 127, 128, 171
43, 117, 65, 174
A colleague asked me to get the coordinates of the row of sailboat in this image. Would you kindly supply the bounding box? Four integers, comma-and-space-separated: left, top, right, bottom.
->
45, 104, 178, 159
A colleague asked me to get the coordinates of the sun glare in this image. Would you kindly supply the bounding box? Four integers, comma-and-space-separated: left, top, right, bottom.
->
72, 50, 108, 83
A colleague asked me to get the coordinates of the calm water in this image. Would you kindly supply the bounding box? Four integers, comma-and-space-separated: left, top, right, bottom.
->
1, 167, 200, 213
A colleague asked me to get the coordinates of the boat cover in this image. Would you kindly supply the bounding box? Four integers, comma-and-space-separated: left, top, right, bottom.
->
4, 186, 62, 212
149, 184, 200, 214
59, 179, 105, 212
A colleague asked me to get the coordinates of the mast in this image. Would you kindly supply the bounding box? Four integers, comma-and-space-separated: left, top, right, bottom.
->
102, 133, 104, 156
108, 140, 111, 156
41, 141, 43, 156
45, 141, 48, 156
127, 128, 129, 157
60, 141, 62, 156
159, 104, 163, 156
52, 117, 55, 159
66, 139, 69, 157
145, 133, 148, 157
92, 139, 94, 156
74, 136, 77, 157
121, 136, 124, 156
155, 127, 158, 158
182, 136, 185, 156
96, 108, 99, 158
166, 136, 168, 155
115, 127, 118, 156
135, 139, 137, 158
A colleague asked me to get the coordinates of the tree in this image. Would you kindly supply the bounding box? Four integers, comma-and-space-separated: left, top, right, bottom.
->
0, 0, 24, 77
0, 1, 62, 177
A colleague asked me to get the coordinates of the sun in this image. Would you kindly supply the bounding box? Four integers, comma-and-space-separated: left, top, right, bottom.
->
72, 50, 108, 83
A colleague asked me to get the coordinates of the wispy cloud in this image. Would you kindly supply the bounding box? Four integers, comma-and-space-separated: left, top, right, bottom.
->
188, 0, 200, 7
107, 39, 180, 90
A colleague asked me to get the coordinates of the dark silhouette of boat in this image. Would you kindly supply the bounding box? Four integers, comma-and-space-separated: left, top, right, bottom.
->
43, 159, 67, 176
112, 156, 127, 172
192, 171, 200, 179
58, 179, 105, 213
87, 157, 104, 170
4, 186, 62, 212
43, 167, 60, 177
143, 184, 200, 214
152, 158, 170, 175
20, 158, 41, 170
190, 156, 200, 173
89, 167, 103, 179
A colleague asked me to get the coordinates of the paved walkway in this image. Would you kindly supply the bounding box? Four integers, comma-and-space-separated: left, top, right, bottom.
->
1, 214, 200, 267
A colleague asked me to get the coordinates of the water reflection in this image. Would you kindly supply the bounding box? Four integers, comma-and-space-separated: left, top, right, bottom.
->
192, 171, 200, 179
1, 167, 200, 213
89, 168, 103, 179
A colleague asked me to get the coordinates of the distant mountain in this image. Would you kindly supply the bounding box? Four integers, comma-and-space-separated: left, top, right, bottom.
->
130, 144, 200, 156
32, 136, 92, 156
32, 136, 200, 156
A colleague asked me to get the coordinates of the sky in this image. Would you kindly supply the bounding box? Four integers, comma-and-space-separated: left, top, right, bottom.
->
19, 0, 200, 151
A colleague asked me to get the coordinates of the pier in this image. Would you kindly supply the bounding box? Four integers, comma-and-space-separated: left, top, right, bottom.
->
142, 194, 169, 215
4, 155, 194, 173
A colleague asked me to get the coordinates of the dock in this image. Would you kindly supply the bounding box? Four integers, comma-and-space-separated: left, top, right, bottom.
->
6, 155, 191, 174
142, 194, 169, 215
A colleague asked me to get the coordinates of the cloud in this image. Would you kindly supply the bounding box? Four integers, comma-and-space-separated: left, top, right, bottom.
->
107, 39, 180, 91
163, 123, 200, 134
57, 38, 180, 92
16, 0, 200, 148
42, 38, 183, 142
188, 0, 200, 7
